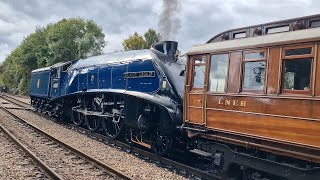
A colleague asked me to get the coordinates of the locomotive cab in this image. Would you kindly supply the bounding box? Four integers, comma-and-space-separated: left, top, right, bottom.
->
50, 61, 72, 98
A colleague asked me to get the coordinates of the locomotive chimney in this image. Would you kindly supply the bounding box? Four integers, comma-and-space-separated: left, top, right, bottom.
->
152, 41, 179, 62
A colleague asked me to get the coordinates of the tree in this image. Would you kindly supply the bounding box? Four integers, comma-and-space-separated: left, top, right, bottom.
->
0, 18, 106, 94
122, 32, 146, 51
45, 18, 106, 66
144, 28, 161, 48
122, 28, 160, 50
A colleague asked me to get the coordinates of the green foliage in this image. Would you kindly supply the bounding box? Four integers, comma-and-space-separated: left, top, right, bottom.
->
122, 28, 160, 50
144, 29, 161, 48
0, 18, 106, 95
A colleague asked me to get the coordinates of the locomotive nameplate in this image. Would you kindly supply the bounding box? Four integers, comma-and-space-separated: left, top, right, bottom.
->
124, 71, 155, 78
218, 99, 246, 107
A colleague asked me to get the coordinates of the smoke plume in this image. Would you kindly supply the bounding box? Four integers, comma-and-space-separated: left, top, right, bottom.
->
158, 0, 181, 41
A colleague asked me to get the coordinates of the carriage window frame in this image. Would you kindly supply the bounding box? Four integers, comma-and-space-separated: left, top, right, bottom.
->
282, 45, 314, 59
208, 53, 230, 93
281, 45, 315, 95
190, 55, 207, 91
241, 50, 267, 93
233, 32, 246, 39
309, 19, 320, 28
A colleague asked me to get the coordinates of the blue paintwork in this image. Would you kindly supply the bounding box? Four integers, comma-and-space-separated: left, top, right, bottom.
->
88, 68, 99, 90
127, 60, 160, 92
111, 63, 128, 89
58, 58, 160, 96
60, 69, 78, 95
51, 78, 60, 98
99, 66, 112, 89
30, 49, 183, 105
78, 69, 88, 91
29, 70, 51, 98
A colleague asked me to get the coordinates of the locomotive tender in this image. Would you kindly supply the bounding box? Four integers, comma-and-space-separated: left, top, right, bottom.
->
30, 41, 185, 156
29, 14, 320, 180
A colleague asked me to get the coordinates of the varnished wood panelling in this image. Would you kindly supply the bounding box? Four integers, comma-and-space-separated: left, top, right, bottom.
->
206, 95, 320, 119
267, 48, 281, 94
315, 44, 320, 96
227, 52, 242, 93
189, 94, 203, 107
188, 107, 203, 124
206, 109, 320, 148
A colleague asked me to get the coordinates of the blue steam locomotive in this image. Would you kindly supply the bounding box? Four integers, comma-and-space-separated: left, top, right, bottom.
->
29, 41, 185, 155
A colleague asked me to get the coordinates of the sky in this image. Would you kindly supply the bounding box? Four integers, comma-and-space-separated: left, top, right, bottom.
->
0, 0, 319, 63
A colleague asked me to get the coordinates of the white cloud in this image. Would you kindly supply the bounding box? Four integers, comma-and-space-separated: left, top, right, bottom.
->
0, 0, 320, 63
0, 43, 10, 64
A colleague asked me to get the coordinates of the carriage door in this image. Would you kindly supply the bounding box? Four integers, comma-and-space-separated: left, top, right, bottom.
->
186, 55, 208, 125
51, 67, 61, 98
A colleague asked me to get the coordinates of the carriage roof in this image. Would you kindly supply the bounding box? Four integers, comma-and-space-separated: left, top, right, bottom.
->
187, 27, 320, 55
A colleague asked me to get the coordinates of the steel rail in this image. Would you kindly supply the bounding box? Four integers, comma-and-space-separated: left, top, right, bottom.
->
0, 119, 63, 180
1, 94, 29, 108
74, 125, 221, 180
0, 104, 132, 180
3, 94, 220, 180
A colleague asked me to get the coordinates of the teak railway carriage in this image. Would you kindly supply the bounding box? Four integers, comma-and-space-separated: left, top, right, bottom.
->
184, 15, 320, 179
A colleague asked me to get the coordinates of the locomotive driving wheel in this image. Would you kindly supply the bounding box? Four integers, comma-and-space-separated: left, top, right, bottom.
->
71, 110, 85, 126
102, 108, 124, 139
150, 129, 172, 156
85, 116, 101, 132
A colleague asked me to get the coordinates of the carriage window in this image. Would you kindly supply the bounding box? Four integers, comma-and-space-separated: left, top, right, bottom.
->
285, 47, 312, 56
242, 61, 266, 91
283, 58, 311, 91
267, 25, 289, 34
192, 65, 206, 88
234, 32, 246, 39
194, 56, 207, 64
209, 54, 229, 92
310, 20, 320, 28
245, 52, 266, 60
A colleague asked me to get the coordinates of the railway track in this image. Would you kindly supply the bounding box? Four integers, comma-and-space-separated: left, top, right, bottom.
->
0, 127, 51, 179
0, 122, 62, 180
1, 93, 220, 180
0, 95, 132, 180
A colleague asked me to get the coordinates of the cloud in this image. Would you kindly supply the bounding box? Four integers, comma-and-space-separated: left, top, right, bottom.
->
0, 43, 10, 64
0, 0, 319, 63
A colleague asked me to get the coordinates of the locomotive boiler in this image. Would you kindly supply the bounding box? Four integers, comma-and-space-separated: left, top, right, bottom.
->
29, 41, 185, 156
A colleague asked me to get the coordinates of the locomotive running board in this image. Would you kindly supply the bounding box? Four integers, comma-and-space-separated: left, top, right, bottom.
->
73, 108, 113, 117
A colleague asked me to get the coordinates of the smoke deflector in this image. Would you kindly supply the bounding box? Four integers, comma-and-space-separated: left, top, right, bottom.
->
152, 41, 178, 62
